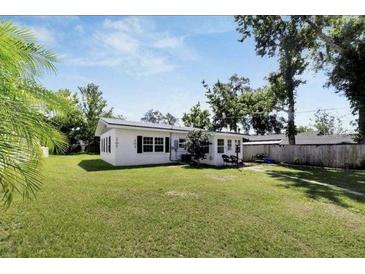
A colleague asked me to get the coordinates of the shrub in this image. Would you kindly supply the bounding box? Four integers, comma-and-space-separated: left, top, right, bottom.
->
185, 130, 210, 165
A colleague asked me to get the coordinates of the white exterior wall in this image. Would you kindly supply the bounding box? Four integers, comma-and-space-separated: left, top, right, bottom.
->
210, 135, 243, 166
100, 129, 117, 165
170, 133, 188, 161
168, 133, 243, 166
114, 128, 173, 166
99, 127, 243, 167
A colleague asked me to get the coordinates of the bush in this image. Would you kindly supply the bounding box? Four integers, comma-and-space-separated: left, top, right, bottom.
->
185, 130, 210, 165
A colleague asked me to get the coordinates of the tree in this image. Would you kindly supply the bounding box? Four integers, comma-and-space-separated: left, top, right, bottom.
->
239, 85, 285, 135
49, 89, 85, 152
204, 74, 251, 132
0, 21, 67, 205
182, 102, 211, 129
312, 109, 336, 135
203, 74, 285, 134
300, 16, 365, 142
112, 114, 127, 120
185, 130, 210, 165
312, 109, 348, 135
297, 125, 315, 133
250, 114, 285, 135
141, 109, 178, 125
163, 113, 178, 125
79, 83, 113, 152
235, 16, 312, 144
141, 109, 165, 124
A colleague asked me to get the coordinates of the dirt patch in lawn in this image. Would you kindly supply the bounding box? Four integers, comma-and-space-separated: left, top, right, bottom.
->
285, 201, 314, 218
205, 174, 238, 182
324, 204, 365, 232
244, 165, 268, 173
166, 191, 199, 198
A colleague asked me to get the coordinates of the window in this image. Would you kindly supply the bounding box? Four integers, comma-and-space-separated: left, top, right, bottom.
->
217, 139, 224, 154
202, 141, 210, 154
154, 137, 164, 152
108, 136, 111, 153
227, 139, 232, 151
178, 138, 186, 149
143, 137, 153, 152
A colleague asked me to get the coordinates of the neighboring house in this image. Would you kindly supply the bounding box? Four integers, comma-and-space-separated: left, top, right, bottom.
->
242, 132, 356, 146
95, 118, 243, 166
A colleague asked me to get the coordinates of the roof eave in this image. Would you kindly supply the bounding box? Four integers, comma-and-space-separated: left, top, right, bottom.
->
95, 119, 108, 136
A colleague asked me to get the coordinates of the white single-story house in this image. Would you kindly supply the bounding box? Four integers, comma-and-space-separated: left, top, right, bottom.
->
95, 118, 244, 166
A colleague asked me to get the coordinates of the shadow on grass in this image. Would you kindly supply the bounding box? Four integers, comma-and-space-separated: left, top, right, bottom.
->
265, 168, 365, 208
78, 159, 182, 172
182, 164, 242, 170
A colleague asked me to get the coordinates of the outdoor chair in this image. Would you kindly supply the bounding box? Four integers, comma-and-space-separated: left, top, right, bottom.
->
230, 155, 243, 166
222, 154, 234, 166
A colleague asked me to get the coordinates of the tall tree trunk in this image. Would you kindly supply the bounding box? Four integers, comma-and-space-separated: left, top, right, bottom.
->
358, 105, 365, 144
87, 138, 92, 153
287, 89, 296, 145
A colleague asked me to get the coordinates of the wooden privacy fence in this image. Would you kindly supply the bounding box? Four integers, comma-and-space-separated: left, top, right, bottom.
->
242, 144, 365, 169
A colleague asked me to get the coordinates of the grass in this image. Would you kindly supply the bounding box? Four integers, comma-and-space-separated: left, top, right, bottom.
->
1, 154, 365, 257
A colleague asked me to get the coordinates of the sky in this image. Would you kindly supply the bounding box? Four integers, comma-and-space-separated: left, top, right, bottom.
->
3, 16, 356, 132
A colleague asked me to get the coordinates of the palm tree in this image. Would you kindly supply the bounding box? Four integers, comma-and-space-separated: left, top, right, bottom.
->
0, 21, 67, 206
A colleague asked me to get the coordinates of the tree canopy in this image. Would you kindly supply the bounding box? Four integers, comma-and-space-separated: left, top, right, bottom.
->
203, 74, 285, 135
182, 102, 211, 130
78, 83, 113, 151
204, 75, 251, 132
49, 89, 85, 152
235, 16, 313, 144
312, 109, 347, 135
141, 109, 178, 125
303, 16, 365, 142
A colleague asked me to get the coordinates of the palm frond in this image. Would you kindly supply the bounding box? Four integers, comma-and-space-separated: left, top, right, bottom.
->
0, 21, 65, 206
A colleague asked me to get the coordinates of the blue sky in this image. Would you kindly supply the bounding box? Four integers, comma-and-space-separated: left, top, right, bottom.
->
3, 16, 356, 131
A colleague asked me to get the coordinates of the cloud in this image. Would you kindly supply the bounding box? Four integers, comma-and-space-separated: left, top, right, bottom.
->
96, 30, 139, 54
28, 26, 55, 44
153, 36, 183, 49
64, 17, 195, 77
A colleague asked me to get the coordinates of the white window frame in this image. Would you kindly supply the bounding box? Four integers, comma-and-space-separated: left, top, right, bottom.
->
154, 137, 164, 152
227, 139, 232, 151
143, 137, 153, 152
178, 138, 186, 149
217, 139, 224, 154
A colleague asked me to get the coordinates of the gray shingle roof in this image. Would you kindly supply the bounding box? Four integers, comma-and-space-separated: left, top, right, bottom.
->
100, 118, 199, 132
99, 118, 245, 136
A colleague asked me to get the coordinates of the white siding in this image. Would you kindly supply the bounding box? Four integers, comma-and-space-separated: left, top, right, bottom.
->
114, 128, 172, 166
100, 129, 116, 165
211, 135, 243, 166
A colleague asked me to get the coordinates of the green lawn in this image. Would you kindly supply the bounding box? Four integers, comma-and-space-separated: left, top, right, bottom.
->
1, 154, 365, 257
